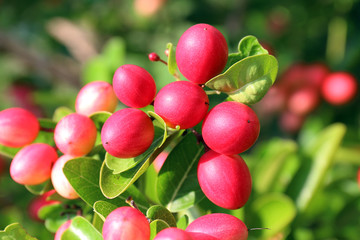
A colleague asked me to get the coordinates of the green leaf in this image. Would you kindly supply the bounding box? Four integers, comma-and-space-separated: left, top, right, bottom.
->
206, 54, 278, 105
89, 111, 111, 150
176, 215, 189, 230
92, 213, 104, 234
61, 216, 102, 240
250, 193, 296, 238
52, 107, 74, 122
146, 205, 177, 227
224, 35, 269, 72
93, 201, 118, 222
0, 223, 38, 240
38, 118, 57, 129
82, 56, 112, 84
156, 133, 205, 212
63, 157, 149, 212
25, 180, 52, 195
166, 43, 178, 75
102, 37, 126, 72
38, 203, 76, 233
0, 144, 20, 159
150, 220, 170, 240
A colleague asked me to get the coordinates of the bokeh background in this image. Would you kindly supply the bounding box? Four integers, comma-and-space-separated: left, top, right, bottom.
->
0, 0, 359, 239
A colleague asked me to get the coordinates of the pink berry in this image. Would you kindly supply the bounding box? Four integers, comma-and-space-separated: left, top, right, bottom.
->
101, 108, 154, 158
202, 101, 260, 155
75, 81, 118, 116
51, 155, 79, 199
54, 113, 97, 156
28, 190, 60, 222
54, 219, 72, 240
197, 150, 252, 209
186, 213, 248, 240
10, 143, 58, 185
176, 24, 228, 84
187, 232, 219, 240
102, 206, 150, 240
287, 87, 320, 116
0, 108, 39, 148
113, 64, 157, 108
154, 81, 209, 129
279, 111, 305, 134
154, 228, 194, 240
149, 52, 160, 62
321, 72, 358, 105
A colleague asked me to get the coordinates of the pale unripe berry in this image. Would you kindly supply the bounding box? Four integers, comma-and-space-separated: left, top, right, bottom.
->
51, 155, 79, 199
102, 206, 150, 240
54, 219, 72, 240
176, 24, 228, 84
10, 143, 58, 185
202, 101, 260, 155
197, 150, 252, 209
101, 108, 154, 158
186, 213, 248, 240
0, 108, 39, 147
154, 228, 194, 240
54, 113, 97, 156
75, 81, 118, 116
154, 81, 209, 129
113, 64, 156, 108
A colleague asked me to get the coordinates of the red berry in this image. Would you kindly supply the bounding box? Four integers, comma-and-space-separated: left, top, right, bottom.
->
287, 87, 320, 116
154, 81, 209, 129
154, 228, 194, 240
54, 220, 72, 240
187, 232, 219, 240
28, 190, 60, 222
51, 155, 79, 199
176, 24, 228, 84
186, 213, 248, 240
149, 52, 160, 62
10, 143, 58, 185
54, 113, 97, 156
102, 207, 150, 240
321, 72, 358, 105
101, 108, 154, 158
202, 101, 260, 155
197, 150, 252, 209
113, 64, 157, 108
279, 111, 305, 133
0, 108, 39, 148
75, 81, 118, 116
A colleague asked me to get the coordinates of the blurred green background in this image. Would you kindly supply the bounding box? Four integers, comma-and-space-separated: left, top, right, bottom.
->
0, 0, 359, 239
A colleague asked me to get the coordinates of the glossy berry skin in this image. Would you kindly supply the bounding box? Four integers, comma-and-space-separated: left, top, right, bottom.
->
149, 52, 160, 62
54, 113, 97, 156
154, 81, 209, 129
202, 101, 260, 155
176, 24, 228, 84
102, 206, 150, 240
0, 108, 40, 147
113, 64, 156, 108
154, 228, 194, 240
54, 219, 72, 240
51, 155, 79, 199
186, 213, 248, 240
321, 72, 358, 105
28, 190, 60, 222
10, 143, 58, 185
187, 232, 219, 240
101, 108, 154, 158
197, 150, 252, 209
75, 81, 118, 116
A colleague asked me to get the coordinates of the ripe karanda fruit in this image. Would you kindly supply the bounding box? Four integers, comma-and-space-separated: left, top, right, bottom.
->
75, 81, 118, 116
51, 155, 79, 199
0, 107, 39, 148
176, 23, 228, 84
113, 64, 156, 108
54, 113, 97, 156
154, 227, 194, 240
321, 72, 358, 105
101, 108, 154, 158
197, 150, 252, 210
186, 213, 248, 240
202, 101, 260, 155
54, 219, 72, 240
154, 81, 209, 129
10, 143, 58, 185
102, 206, 150, 240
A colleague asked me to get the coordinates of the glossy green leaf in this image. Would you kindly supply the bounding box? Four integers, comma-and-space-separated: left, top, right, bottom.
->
93, 201, 118, 222
63, 157, 149, 212
250, 193, 296, 238
102, 37, 126, 72
0, 223, 38, 240
156, 133, 205, 212
92, 212, 104, 234
38, 118, 57, 129
61, 216, 102, 240
52, 106, 74, 122
206, 54, 278, 105
176, 215, 189, 230
166, 43, 178, 75
38, 203, 76, 233
89, 111, 111, 150
146, 205, 177, 227
224, 35, 268, 71
150, 219, 170, 240
25, 180, 52, 195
